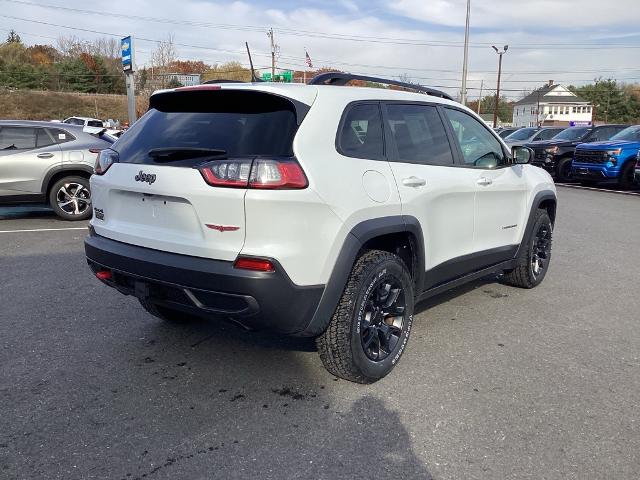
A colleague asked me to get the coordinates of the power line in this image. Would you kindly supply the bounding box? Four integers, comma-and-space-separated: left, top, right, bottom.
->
2, 0, 640, 50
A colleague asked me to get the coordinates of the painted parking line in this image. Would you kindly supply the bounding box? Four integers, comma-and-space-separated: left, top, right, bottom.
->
556, 183, 640, 196
0, 227, 88, 234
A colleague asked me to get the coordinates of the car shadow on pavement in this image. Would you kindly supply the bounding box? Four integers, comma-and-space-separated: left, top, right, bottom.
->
0, 205, 55, 220
1, 251, 432, 479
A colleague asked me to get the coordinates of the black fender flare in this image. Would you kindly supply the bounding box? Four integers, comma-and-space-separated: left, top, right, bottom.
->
515, 190, 557, 258
298, 215, 425, 337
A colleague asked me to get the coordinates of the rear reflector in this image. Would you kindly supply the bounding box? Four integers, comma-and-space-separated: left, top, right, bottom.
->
96, 270, 112, 280
233, 257, 275, 272
199, 158, 307, 189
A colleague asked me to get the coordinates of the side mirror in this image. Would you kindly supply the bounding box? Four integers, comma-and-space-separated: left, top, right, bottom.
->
512, 145, 533, 164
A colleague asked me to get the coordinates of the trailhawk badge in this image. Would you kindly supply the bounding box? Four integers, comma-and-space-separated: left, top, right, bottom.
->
135, 170, 156, 185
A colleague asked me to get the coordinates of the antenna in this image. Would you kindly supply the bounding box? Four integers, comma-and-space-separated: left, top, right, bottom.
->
245, 42, 260, 83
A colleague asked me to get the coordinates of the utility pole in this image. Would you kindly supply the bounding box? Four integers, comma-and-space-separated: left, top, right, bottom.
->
121, 35, 137, 125
460, 0, 471, 105
267, 28, 276, 78
492, 45, 508, 128
477, 79, 483, 114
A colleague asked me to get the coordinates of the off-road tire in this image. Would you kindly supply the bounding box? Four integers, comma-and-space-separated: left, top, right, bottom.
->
555, 157, 573, 183
138, 298, 193, 323
618, 160, 637, 190
501, 209, 552, 289
49, 176, 92, 221
316, 250, 415, 384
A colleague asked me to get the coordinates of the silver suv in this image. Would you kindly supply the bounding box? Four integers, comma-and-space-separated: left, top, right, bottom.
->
0, 120, 112, 220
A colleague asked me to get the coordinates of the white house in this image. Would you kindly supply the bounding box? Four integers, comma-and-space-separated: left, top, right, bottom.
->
166, 73, 202, 87
512, 81, 592, 127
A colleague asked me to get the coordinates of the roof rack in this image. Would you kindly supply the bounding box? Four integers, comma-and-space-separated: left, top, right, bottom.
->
308, 72, 453, 101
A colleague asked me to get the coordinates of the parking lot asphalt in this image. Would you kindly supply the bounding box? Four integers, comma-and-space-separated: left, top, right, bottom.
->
1, 187, 639, 480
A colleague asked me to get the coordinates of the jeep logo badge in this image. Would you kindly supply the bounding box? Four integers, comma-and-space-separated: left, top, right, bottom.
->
135, 170, 156, 185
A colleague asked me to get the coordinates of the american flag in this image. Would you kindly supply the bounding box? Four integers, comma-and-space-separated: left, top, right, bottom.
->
305, 50, 313, 68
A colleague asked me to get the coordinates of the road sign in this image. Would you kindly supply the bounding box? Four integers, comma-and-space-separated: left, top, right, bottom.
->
121, 36, 134, 72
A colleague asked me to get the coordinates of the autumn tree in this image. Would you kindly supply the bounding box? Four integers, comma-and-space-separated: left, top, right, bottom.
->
203, 61, 251, 82
168, 60, 209, 74
150, 35, 177, 88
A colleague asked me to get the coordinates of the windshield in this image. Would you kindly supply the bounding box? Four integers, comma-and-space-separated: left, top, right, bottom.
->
505, 128, 537, 141
113, 90, 300, 165
535, 128, 563, 141
553, 127, 590, 141
610, 126, 640, 141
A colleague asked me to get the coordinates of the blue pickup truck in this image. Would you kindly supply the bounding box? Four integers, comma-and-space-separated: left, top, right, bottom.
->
572, 125, 640, 189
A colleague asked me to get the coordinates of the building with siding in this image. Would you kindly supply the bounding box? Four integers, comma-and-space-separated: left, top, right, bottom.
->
512, 81, 592, 127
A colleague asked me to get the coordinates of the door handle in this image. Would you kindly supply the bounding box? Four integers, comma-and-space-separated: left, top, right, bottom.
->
402, 176, 426, 187
476, 177, 493, 186
37, 153, 54, 159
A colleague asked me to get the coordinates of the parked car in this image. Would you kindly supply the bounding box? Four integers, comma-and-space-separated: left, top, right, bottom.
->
496, 126, 522, 139
572, 125, 640, 189
85, 73, 557, 383
0, 120, 112, 220
504, 126, 566, 147
63, 116, 105, 128
529, 124, 628, 182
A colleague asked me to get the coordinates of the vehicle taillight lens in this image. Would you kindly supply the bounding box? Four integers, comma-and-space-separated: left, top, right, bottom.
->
94, 149, 119, 175
199, 158, 307, 189
234, 256, 275, 272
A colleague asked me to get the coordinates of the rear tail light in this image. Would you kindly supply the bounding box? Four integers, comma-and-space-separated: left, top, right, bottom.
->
199, 158, 307, 189
94, 149, 119, 175
234, 256, 275, 272
95, 270, 112, 280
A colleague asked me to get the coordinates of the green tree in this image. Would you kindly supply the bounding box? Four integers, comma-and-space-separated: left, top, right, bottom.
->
467, 95, 513, 121
166, 77, 182, 88
6, 29, 21, 43
569, 79, 640, 123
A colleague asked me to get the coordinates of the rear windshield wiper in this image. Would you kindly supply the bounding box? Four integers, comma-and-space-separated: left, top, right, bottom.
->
148, 147, 227, 162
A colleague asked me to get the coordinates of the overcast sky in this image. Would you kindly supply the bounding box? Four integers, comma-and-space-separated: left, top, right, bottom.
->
1, 0, 640, 100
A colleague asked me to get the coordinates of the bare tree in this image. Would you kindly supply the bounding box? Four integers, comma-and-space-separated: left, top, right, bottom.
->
150, 34, 177, 88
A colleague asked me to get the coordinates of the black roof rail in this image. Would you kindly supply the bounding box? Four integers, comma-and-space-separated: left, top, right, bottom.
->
308, 72, 454, 101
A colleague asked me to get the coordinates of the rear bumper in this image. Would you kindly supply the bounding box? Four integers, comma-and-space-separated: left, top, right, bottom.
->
85, 231, 324, 335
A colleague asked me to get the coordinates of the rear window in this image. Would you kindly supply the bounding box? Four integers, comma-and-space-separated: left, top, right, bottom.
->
113, 90, 300, 164
87, 120, 104, 128
505, 127, 537, 141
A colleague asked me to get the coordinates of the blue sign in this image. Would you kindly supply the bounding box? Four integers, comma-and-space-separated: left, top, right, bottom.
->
121, 36, 133, 72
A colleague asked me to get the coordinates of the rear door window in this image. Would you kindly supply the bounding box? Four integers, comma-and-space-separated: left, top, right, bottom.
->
114, 90, 300, 165
0, 127, 37, 150
36, 128, 55, 148
385, 103, 453, 166
338, 103, 384, 160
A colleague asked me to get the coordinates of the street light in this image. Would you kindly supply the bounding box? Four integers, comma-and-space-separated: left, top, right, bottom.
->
460, 0, 471, 105
492, 44, 508, 128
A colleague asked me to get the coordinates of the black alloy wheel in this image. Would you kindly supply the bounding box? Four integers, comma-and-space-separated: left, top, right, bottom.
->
530, 222, 552, 280
360, 278, 406, 362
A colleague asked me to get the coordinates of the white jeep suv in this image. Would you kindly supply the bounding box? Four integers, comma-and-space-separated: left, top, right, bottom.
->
85, 73, 556, 383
